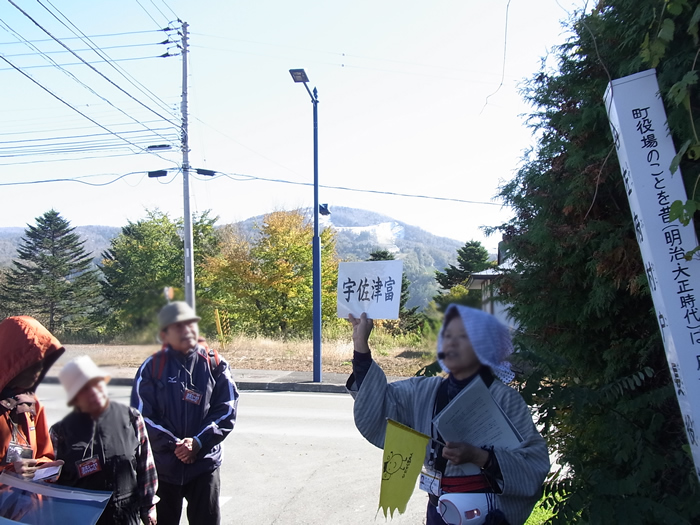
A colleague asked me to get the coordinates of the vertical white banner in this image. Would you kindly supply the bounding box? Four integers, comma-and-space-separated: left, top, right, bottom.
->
605, 69, 700, 481
337, 260, 403, 319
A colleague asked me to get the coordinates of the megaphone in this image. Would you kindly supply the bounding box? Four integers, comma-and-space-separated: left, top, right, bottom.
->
437, 493, 489, 525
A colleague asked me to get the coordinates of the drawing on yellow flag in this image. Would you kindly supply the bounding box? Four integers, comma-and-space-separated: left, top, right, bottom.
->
379, 419, 430, 517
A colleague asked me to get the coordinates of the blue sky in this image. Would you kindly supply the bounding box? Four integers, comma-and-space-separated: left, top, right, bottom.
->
0, 0, 586, 251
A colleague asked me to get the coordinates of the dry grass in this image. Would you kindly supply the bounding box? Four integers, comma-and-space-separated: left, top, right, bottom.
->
59, 344, 161, 369
220, 335, 436, 376
65, 336, 437, 377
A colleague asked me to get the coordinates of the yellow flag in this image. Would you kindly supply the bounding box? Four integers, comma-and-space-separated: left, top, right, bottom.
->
379, 419, 430, 518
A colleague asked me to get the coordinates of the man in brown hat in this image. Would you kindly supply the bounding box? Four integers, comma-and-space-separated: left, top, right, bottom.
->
131, 302, 239, 525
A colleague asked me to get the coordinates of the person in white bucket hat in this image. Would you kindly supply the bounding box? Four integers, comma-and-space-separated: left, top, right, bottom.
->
50, 356, 158, 525
346, 304, 550, 525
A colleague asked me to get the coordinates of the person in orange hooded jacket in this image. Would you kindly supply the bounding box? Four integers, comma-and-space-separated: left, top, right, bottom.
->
0, 316, 65, 479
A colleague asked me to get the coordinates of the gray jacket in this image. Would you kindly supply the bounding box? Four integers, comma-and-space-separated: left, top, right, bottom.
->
348, 361, 550, 525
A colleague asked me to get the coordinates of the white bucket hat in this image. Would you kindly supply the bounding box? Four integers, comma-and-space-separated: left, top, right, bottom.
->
58, 355, 110, 406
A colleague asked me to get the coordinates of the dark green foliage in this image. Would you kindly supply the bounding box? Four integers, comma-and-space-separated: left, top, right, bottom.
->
0, 210, 103, 334
367, 250, 424, 335
433, 240, 491, 311
491, 1, 700, 523
100, 210, 218, 336
434, 240, 491, 289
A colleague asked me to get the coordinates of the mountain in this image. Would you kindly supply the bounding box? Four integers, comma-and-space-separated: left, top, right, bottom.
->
224, 207, 464, 309
0, 225, 121, 267
0, 208, 463, 310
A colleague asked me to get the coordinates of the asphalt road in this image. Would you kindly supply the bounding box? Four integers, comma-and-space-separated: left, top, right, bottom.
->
36, 383, 429, 525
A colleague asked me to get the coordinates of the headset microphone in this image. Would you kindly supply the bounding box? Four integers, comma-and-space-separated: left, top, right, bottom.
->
437, 352, 446, 360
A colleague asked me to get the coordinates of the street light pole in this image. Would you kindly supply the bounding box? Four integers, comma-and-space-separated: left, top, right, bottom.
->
290, 68, 322, 383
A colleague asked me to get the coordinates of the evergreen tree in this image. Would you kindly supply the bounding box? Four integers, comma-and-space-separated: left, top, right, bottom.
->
490, 2, 700, 522
434, 240, 491, 289
0, 210, 102, 334
433, 240, 491, 311
100, 210, 219, 335
368, 250, 424, 334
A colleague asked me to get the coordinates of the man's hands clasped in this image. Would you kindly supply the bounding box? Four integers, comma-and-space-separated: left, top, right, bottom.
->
174, 437, 200, 464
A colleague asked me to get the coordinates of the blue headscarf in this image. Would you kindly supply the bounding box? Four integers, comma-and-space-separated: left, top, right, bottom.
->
437, 304, 515, 383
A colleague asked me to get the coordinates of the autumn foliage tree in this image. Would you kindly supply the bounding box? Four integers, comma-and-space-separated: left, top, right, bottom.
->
491, 1, 700, 523
201, 210, 339, 338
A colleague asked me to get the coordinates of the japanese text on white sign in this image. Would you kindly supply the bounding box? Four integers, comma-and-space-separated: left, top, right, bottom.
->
337, 260, 403, 320
605, 68, 700, 481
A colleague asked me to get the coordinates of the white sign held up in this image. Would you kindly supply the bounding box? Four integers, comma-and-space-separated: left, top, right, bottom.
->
337, 260, 403, 320
605, 68, 700, 481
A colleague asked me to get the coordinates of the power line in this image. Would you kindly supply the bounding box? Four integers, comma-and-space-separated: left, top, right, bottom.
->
2, 41, 165, 58
9, 0, 179, 125
215, 172, 504, 206
0, 119, 171, 136
0, 29, 162, 46
0, 171, 147, 186
0, 151, 163, 167
156, 0, 180, 21
192, 32, 516, 83
0, 53, 175, 163
0, 18, 174, 144
133, 0, 162, 27
0, 168, 504, 207
0, 54, 173, 72
480, 0, 512, 114
38, 0, 181, 120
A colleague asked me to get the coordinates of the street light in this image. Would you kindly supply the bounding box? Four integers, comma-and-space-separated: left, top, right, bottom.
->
290, 68, 322, 383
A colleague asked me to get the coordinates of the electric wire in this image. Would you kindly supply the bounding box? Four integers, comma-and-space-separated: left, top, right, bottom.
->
0, 171, 146, 186
9, 0, 179, 126
156, 0, 179, 21
0, 18, 174, 144
0, 151, 163, 167
0, 119, 171, 136
0, 54, 173, 72
0, 53, 176, 164
133, 0, 162, 27
2, 41, 166, 58
0, 168, 504, 207
192, 32, 516, 83
480, 0, 512, 114
215, 172, 504, 206
38, 0, 181, 120
0, 29, 163, 46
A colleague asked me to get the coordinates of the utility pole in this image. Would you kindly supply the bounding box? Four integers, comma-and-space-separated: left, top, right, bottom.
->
180, 21, 195, 310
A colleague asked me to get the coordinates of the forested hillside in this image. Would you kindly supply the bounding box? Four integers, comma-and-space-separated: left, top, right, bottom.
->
0, 207, 467, 310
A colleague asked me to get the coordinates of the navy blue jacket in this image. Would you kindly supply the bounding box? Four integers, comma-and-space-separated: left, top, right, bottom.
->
130, 345, 239, 485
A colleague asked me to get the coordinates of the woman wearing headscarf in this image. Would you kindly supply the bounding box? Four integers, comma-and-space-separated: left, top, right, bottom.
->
50, 356, 158, 525
347, 304, 550, 525
0, 316, 64, 479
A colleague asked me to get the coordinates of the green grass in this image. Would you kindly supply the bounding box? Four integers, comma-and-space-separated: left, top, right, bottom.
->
525, 499, 553, 525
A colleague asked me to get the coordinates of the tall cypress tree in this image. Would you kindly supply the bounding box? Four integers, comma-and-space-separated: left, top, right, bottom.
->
0, 210, 103, 334
491, 1, 700, 522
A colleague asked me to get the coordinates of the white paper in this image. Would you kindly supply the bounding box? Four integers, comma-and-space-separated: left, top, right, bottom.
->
336, 260, 403, 319
33, 465, 62, 482
432, 376, 522, 449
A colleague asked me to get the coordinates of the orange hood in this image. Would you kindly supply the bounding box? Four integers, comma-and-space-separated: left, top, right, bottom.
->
0, 316, 65, 393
